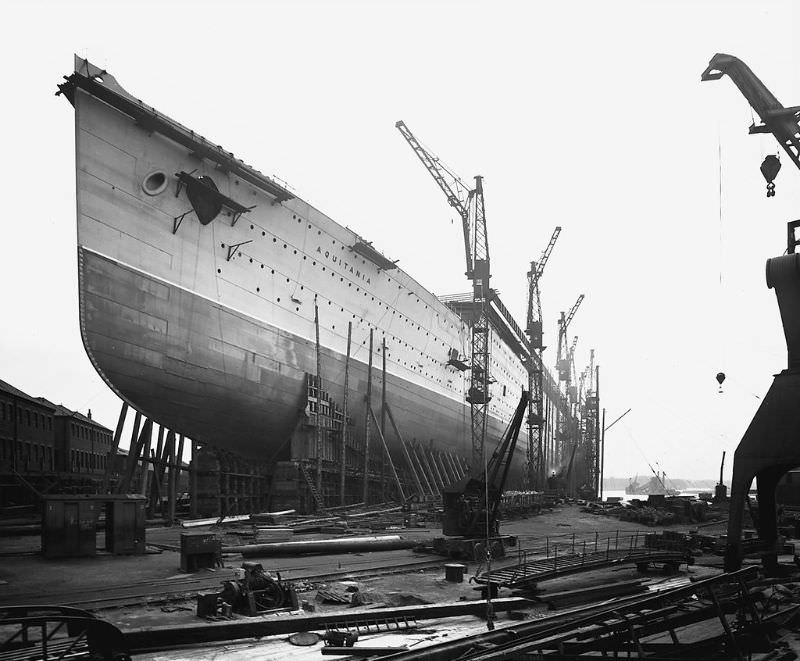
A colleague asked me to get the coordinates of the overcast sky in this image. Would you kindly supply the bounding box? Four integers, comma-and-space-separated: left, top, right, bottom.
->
2, 0, 798, 482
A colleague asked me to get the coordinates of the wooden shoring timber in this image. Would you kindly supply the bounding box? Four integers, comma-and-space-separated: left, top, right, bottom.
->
340, 321, 352, 506
381, 337, 387, 502
138, 424, 153, 496
190, 440, 198, 517
384, 403, 425, 500
404, 440, 432, 498
445, 452, 460, 483
362, 329, 374, 504
408, 443, 435, 498
368, 406, 405, 503
447, 452, 464, 480
102, 402, 128, 492
314, 300, 323, 495
117, 413, 147, 494
147, 425, 166, 517
170, 434, 183, 523
455, 454, 468, 478
431, 446, 452, 488
424, 443, 446, 490
148, 447, 162, 513
413, 443, 439, 495
437, 449, 455, 485
116, 410, 141, 493
162, 431, 176, 516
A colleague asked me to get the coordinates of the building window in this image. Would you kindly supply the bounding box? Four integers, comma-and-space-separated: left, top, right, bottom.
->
26, 410, 30, 426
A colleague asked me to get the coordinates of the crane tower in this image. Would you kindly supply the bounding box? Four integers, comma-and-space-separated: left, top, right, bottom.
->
525, 227, 561, 489
395, 121, 491, 473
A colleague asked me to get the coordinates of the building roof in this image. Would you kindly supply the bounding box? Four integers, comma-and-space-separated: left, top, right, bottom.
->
0, 378, 57, 410
0, 377, 114, 432
35, 397, 113, 433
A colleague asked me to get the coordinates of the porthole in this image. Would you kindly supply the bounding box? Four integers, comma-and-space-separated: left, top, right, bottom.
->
141, 170, 168, 196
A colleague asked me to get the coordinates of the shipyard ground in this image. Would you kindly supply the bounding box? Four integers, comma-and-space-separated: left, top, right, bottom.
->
2, 504, 766, 659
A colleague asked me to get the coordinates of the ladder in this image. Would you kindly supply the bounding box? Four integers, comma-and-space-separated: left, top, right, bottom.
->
299, 461, 326, 512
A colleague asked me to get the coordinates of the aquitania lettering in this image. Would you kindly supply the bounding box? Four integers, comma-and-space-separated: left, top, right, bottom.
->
316, 246, 371, 285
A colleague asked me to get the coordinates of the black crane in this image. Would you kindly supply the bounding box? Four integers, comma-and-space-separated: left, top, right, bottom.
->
525, 227, 561, 489
396, 121, 491, 473
702, 53, 800, 196
554, 295, 583, 480
441, 391, 528, 537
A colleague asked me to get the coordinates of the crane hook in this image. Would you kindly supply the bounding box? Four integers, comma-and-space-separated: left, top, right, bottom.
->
760, 154, 781, 197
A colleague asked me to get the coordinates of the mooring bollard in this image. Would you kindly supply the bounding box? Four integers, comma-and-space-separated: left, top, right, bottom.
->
444, 563, 466, 583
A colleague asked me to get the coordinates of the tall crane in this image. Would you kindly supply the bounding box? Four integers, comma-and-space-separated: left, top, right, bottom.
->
702, 53, 800, 194
396, 120, 491, 473
525, 227, 561, 489
554, 295, 584, 474
567, 335, 579, 407
556, 295, 584, 382
579, 348, 600, 499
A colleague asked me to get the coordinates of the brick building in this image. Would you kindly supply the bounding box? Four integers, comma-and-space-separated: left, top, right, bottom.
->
0, 379, 58, 473
37, 399, 114, 476
0, 378, 113, 479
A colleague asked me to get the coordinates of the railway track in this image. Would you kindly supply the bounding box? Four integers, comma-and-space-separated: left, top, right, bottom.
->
0, 556, 446, 611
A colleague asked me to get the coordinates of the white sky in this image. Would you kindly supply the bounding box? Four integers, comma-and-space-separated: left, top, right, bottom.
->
1, 0, 798, 481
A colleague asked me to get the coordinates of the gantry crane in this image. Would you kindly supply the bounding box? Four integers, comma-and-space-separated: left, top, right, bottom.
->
396, 120, 491, 473
702, 53, 800, 570
702, 53, 800, 195
525, 227, 561, 489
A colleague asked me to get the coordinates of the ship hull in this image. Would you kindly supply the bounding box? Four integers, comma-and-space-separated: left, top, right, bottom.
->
65, 57, 545, 475
80, 247, 508, 461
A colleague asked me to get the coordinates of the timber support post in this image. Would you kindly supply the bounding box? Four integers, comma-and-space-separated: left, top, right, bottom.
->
190, 440, 200, 518
103, 402, 128, 493
362, 329, 374, 505
368, 407, 405, 502
341, 321, 351, 506
381, 337, 387, 502
314, 299, 323, 499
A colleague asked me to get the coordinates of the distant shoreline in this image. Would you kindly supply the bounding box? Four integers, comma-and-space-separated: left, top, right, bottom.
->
603, 477, 719, 491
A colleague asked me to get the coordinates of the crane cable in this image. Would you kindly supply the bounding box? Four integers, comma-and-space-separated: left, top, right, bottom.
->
718, 130, 727, 391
